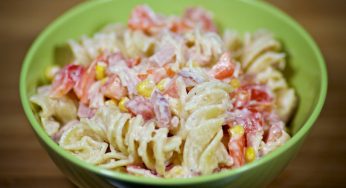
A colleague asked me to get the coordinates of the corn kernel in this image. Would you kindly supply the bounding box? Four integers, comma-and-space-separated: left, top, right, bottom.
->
136, 79, 155, 98
119, 97, 129, 112
157, 78, 170, 92
229, 78, 240, 89
45, 65, 60, 82
95, 62, 107, 80
230, 125, 244, 137
100, 77, 108, 85
191, 61, 199, 68
245, 147, 256, 163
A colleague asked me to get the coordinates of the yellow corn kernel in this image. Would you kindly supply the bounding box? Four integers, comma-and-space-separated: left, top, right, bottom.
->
229, 78, 240, 89
100, 77, 108, 85
95, 62, 107, 80
229, 125, 244, 137
157, 78, 170, 92
45, 65, 60, 82
118, 97, 129, 112
245, 147, 256, 163
136, 79, 155, 98
191, 61, 199, 68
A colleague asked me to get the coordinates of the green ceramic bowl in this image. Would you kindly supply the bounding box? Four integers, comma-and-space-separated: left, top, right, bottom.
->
20, 0, 327, 187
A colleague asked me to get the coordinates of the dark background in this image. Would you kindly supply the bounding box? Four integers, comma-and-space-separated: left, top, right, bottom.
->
0, 0, 345, 187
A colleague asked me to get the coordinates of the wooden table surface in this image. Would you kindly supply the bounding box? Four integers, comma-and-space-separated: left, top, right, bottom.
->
0, 0, 345, 187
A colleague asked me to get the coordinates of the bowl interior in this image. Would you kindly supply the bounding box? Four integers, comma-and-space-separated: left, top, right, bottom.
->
20, 0, 327, 185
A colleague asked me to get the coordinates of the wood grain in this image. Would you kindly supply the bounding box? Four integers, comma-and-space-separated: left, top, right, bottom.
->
0, 0, 345, 187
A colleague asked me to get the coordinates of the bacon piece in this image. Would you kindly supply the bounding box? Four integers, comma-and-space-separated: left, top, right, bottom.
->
77, 103, 95, 118
101, 75, 128, 100
73, 62, 96, 104
50, 64, 85, 98
128, 5, 163, 34
266, 121, 285, 143
150, 44, 175, 67
107, 52, 128, 72
183, 7, 217, 32
126, 96, 155, 120
151, 90, 172, 128
163, 78, 179, 98
52, 120, 79, 142
178, 68, 207, 87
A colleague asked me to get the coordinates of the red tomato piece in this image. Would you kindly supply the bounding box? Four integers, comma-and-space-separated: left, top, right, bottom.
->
244, 84, 272, 102
230, 89, 251, 109
228, 133, 245, 167
164, 64, 176, 78
211, 52, 235, 80
227, 110, 264, 134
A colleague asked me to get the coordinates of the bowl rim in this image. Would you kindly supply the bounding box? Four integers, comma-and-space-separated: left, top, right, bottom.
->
19, 0, 328, 185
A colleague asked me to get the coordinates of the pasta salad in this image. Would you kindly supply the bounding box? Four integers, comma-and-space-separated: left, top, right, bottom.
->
31, 5, 297, 178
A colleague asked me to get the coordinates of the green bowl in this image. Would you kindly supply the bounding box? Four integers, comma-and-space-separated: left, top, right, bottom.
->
19, 0, 327, 187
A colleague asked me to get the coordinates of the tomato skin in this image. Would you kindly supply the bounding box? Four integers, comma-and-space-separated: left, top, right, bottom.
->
230, 89, 251, 109
244, 85, 272, 102
230, 84, 273, 113
164, 64, 176, 78
211, 52, 235, 80
228, 133, 246, 167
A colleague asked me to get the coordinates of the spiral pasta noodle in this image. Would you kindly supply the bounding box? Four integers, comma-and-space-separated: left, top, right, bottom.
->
30, 86, 77, 136
69, 101, 183, 175
225, 30, 297, 122
182, 81, 233, 175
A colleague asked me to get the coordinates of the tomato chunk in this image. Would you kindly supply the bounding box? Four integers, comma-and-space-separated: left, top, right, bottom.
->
211, 52, 235, 80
